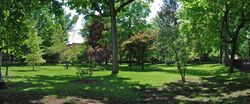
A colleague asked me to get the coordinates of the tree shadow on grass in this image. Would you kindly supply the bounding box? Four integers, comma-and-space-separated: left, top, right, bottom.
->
0, 74, 151, 104
119, 64, 226, 77
157, 67, 225, 77
1, 64, 246, 104
5, 74, 247, 104
11, 70, 40, 72
137, 73, 250, 103
119, 64, 168, 72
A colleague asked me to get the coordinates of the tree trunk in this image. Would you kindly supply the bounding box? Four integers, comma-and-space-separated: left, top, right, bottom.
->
32, 62, 35, 71
66, 63, 69, 70
109, 0, 119, 74
10, 52, 14, 62
224, 42, 230, 66
229, 39, 237, 73
177, 63, 185, 83
174, 51, 186, 83
128, 57, 132, 67
141, 59, 144, 70
181, 76, 185, 83
31, 61, 35, 71
248, 38, 250, 61
99, 62, 102, 66
221, 7, 230, 67
0, 48, 5, 90
105, 59, 108, 66
219, 40, 223, 64
5, 51, 9, 76
0, 49, 3, 81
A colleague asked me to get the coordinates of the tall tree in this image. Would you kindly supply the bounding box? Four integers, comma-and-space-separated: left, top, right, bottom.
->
117, 0, 151, 39
156, 0, 189, 83
68, 0, 137, 74
178, 0, 250, 73
117, 1, 152, 62
0, 0, 64, 76
0, 0, 63, 89
25, 21, 45, 70
0, 0, 29, 76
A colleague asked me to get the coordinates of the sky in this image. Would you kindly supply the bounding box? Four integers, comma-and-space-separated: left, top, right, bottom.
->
67, 0, 163, 44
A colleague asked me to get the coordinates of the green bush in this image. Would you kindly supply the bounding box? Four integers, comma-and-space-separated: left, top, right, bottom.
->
76, 67, 93, 80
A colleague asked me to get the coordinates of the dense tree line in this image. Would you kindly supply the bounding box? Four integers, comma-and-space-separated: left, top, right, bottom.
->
178, 0, 250, 73
1, 0, 250, 85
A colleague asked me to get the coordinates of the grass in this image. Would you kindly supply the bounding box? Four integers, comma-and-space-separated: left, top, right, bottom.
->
0, 63, 250, 104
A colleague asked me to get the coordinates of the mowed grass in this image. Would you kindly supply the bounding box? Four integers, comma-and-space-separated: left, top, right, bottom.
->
3, 64, 224, 86
0, 64, 250, 104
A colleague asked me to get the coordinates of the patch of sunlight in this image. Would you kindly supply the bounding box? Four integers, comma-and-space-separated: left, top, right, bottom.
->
175, 95, 210, 102
221, 89, 250, 99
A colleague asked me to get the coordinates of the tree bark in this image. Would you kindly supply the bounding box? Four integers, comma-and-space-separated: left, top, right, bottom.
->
32, 62, 35, 71
174, 50, 185, 83
0, 48, 5, 90
105, 59, 108, 66
229, 39, 237, 73
66, 63, 69, 70
141, 59, 144, 70
177, 63, 185, 83
181, 76, 185, 83
10, 52, 14, 62
5, 51, 9, 76
128, 57, 132, 67
109, 0, 119, 74
221, 5, 231, 67
248, 38, 250, 61
223, 42, 230, 66
0, 49, 2, 81
219, 39, 223, 64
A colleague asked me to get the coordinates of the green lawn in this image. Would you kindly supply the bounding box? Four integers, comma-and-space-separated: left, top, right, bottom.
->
0, 64, 250, 104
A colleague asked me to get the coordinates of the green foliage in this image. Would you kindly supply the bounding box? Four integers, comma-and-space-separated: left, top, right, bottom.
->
49, 26, 66, 54
60, 44, 83, 69
3, 64, 249, 103
0, 0, 64, 50
76, 67, 93, 80
117, 0, 153, 42
25, 53, 45, 67
122, 32, 155, 69
156, 0, 190, 82
177, 0, 222, 60
178, 0, 250, 71
84, 19, 111, 65
237, 33, 250, 59
68, 0, 150, 74
25, 27, 45, 70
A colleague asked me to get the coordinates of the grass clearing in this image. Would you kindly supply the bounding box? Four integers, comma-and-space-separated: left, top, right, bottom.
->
0, 64, 250, 103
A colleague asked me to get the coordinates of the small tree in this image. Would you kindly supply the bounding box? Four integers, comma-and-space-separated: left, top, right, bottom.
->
76, 66, 93, 80
156, 0, 189, 83
85, 19, 111, 67
170, 38, 189, 83
122, 32, 155, 70
60, 44, 82, 69
25, 28, 45, 70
